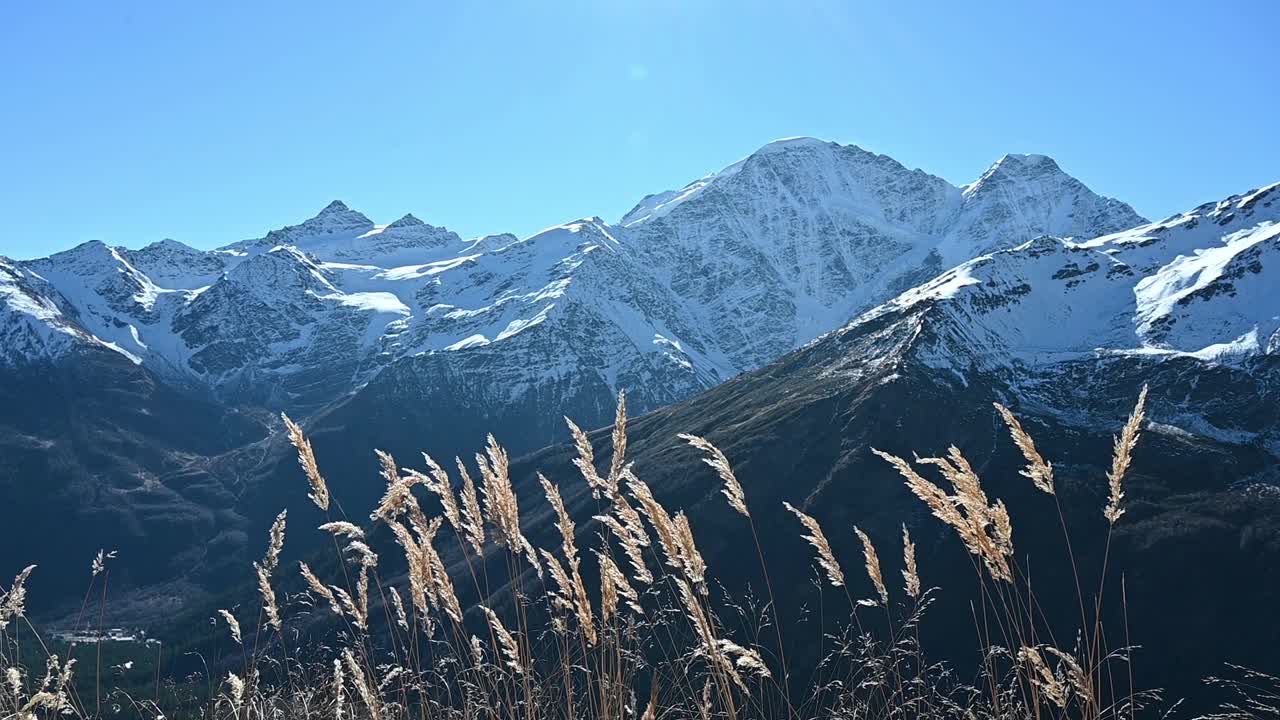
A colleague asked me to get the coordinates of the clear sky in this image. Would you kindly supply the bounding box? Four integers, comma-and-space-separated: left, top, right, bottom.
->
3, 1, 1277, 259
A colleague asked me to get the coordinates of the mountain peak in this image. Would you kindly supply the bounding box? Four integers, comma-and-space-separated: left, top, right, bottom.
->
621, 137, 853, 226
965, 153, 1070, 196
249, 201, 375, 246
224, 245, 335, 294
318, 199, 352, 215
386, 213, 426, 229
302, 200, 373, 229
42, 239, 116, 265
939, 152, 1146, 259
754, 136, 833, 154
994, 152, 1060, 170
139, 238, 197, 253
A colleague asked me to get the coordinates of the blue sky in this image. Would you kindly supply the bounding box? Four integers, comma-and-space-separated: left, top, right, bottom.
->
2, 1, 1277, 259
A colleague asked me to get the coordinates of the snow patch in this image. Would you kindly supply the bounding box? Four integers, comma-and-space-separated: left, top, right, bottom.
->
446, 334, 490, 351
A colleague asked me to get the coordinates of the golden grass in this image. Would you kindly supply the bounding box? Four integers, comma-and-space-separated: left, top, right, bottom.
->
2, 384, 1223, 720
281, 412, 329, 512
1105, 385, 1148, 524
872, 447, 1015, 583
680, 432, 750, 518
901, 524, 920, 600
853, 525, 888, 606
783, 501, 846, 588
994, 402, 1055, 495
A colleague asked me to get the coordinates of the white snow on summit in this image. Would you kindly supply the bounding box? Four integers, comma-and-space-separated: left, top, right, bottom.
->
848, 182, 1280, 370
4, 137, 1211, 415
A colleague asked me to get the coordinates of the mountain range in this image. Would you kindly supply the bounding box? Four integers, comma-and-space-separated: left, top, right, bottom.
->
500, 178, 1280, 692
2, 137, 1277, 688
1, 138, 1144, 418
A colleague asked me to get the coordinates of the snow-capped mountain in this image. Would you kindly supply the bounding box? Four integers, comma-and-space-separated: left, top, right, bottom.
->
497, 181, 1280, 698
618, 138, 1145, 373
0, 258, 105, 364
4, 137, 1276, 639
851, 181, 1280, 375
1, 138, 1145, 419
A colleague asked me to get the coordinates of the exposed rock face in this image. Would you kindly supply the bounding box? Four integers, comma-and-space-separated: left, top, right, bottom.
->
12, 137, 1276, 666
4, 138, 1146, 428
493, 182, 1280, 696
0, 346, 266, 605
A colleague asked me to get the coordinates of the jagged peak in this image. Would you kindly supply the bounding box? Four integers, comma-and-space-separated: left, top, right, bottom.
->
296, 200, 373, 231
954, 153, 1147, 241
245, 201, 375, 249
510, 218, 619, 255
466, 232, 519, 253
138, 238, 199, 253
564, 216, 613, 234
223, 245, 335, 293
263, 244, 318, 264
967, 151, 1059, 185
745, 138, 899, 170
368, 214, 462, 252
993, 152, 1060, 171
386, 213, 426, 229
752, 136, 834, 154
1013, 234, 1074, 256
59, 238, 111, 254
621, 138, 847, 226
1088, 181, 1280, 246
964, 153, 1071, 195
36, 239, 120, 266
317, 199, 353, 216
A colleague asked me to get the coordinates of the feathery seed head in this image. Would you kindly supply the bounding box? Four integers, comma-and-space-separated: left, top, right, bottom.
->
1019, 646, 1069, 709
539, 473, 597, 643
371, 450, 420, 524
318, 521, 364, 541
332, 659, 346, 720
342, 648, 380, 717
264, 510, 287, 574
254, 512, 287, 631
783, 502, 845, 588
256, 562, 282, 631
216, 609, 242, 645
388, 586, 409, 632
455, 457, 487, 555
628, 475, 687, 583
609, 390, 629, 488
480, 605, 526, 674
225, 673, 245, 713
598, 551, 642, 616
540, 550, 578, 615
540, 473, 578, 566
299, 561, 342, 617
994, 403, 1055, 495
673, 512, 708, 592
345, 540, 379, 568
1105, 385, 1148, 524
680, 433, 750, 518
596, 507, 653, 587
566, 415, 613, 499
422, 531, 463, 624
477, 436, 542, 576
854, 526, 888, 605
874, 447, 1014, 583
901, 525, 921, 600
91, 549, 116, 578
418, 453, 465, 539
282, 412, 330, 511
